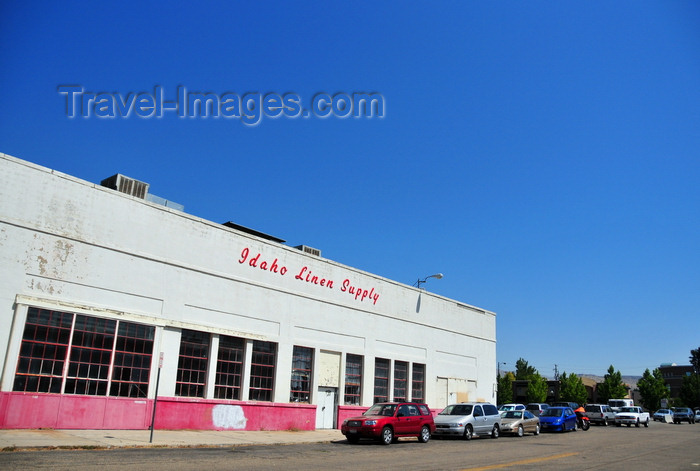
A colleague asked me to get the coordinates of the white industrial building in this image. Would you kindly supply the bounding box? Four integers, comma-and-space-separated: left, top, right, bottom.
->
0, 153, 496, 430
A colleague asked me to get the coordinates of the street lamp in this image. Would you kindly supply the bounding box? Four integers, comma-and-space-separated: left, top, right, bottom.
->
414, 273, 443, 289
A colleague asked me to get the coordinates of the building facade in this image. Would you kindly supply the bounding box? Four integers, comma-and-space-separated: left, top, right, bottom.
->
0, 153, 497, 431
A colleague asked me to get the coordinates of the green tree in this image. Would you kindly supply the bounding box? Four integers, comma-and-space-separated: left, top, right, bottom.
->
514, 358, 536, 381
596, 365, 627, 403
497, 371, 515, 405
558, 372, 588, 405
637, 368, 668, 411
690, 347, 700, 374
678, 373, 700, 409
526, 372, 548, 403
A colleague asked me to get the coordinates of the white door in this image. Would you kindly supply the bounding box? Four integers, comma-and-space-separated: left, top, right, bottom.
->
315, 387, 336, 429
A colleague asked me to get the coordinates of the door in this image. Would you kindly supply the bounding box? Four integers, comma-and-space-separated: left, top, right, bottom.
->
315, 387, 337, 429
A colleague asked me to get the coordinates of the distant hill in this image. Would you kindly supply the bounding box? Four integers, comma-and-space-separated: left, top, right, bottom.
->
579, 374, 642, 390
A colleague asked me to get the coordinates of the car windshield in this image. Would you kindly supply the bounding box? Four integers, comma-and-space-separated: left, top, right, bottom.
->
364, 404, 395, 416
439, 404, 473, 416
541, 408, 563, 417
503, 411, 523, 419
619, 407, 636, 413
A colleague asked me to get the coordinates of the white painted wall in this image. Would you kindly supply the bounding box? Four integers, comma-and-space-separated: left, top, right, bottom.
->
0, 153, 497, 407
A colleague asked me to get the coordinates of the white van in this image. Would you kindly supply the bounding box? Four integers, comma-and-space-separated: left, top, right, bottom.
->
608, 399, 634, 412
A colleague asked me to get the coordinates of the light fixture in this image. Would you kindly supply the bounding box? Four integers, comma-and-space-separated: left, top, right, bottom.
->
414, 273, 443, 289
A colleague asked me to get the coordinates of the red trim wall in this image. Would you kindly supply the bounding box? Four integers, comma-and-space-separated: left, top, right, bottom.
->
0, 392, 316, 430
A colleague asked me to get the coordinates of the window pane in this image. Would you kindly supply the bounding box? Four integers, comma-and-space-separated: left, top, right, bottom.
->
412, 363, 425, 402
344, 354, 363, 405
13, 308, 72, 393
393, 361, 408, 402
373, 358, 390, 403
176, 329, 210, 397
290, 346, 313, 403
64, 315, 116, 396
249, 341, 276, 401
214, 335, 245, 400
110, 322, 154, 397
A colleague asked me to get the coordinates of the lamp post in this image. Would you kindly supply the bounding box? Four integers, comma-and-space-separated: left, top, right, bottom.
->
415, 273, 443, 289
498, 362, 507, 377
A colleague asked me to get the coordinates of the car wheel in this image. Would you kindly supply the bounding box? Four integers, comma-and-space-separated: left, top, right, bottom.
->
534, 423, 540, 435
635, 419, 640, 428
418, 425, 431, 443
517, 425, 524, 437
380, 426, 393, 445
644, 419, 649, 428
491, 424, 499, 439
346, 435, 359, 444
463, 424, 473, 441
603, 418, 608, 426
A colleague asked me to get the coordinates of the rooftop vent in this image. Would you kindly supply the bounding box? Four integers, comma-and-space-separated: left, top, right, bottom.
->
101, 174, 149, 199
295, 245, 321, 257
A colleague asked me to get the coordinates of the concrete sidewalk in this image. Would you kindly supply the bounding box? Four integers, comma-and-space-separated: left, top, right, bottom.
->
0, 428, 346, 450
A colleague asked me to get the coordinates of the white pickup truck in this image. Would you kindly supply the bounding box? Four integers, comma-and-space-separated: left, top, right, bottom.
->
614, 406, 650, 427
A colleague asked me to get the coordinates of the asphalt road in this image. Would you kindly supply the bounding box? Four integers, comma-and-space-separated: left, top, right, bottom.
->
2, 422, 699, 470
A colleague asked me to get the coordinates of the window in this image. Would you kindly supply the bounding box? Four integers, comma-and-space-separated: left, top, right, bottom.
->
393, 361, 408, 402
373, 358, 390, 403
214, 335, 245, 400
176, 329, 210, 397
65, 315, 116, 395
109, 321, 154, 397
249, 340, 276, 401
290, 346, 313, 403
411, 363, 425, 402
13, 307, 154, 398
344, 354, 363, 405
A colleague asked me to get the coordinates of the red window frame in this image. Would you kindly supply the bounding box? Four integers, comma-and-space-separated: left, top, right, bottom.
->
175, 329, 210, 398
344, 354, 363, 405
393, 361, 408, 402
290, 346, 313, 403
373, 358, 390, 403
412, 363, 425, 402
214, 335, 245, 400
249, 340, 276, 401
13, 307, 154, 398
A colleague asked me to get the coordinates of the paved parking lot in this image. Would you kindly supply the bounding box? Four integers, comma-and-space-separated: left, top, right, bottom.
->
2, 422, 699, 470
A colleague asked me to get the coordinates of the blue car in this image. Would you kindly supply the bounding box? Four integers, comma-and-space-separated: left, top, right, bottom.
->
538, 406, 577, 432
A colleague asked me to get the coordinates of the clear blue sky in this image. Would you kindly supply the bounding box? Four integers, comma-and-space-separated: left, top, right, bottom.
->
2, 1, 698, 377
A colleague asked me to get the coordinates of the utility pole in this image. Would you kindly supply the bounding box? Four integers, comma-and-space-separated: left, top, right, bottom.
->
554, 364, 559, 381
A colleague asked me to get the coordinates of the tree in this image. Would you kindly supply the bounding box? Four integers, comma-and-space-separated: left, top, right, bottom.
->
679, 372, 700, 409
690, 347, 700, 374
558, 372, 588, 405
526, 372, 548, 403
514, 358, 536, 381
637, 368, 668, 411
497, 371, 514, 405
596, 365, 628, 403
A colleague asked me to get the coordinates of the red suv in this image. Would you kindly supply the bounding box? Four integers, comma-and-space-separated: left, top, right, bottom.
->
341, 402, 436, 445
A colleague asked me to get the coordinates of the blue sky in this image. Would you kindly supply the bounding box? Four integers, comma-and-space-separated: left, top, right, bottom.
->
2, 1, 699, 377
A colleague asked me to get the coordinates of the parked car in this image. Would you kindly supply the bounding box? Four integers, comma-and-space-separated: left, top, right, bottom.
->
433, 402, 502, 439
498, 403, 525, 412
341, 402, 436, 445
539, 406, 577, 432
653, 408, 673, 422
671, 407, 696, 425
614, 406, 650, 427
584, 404, 616, 426
525, 403, 549, 416
500, 409, 540, 437
695, 410, 700, 422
